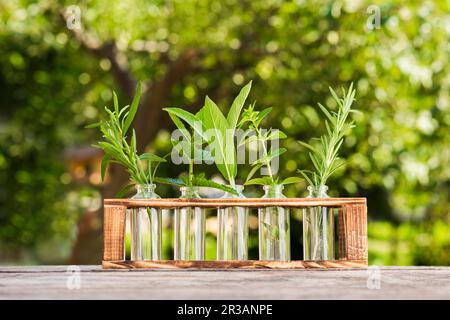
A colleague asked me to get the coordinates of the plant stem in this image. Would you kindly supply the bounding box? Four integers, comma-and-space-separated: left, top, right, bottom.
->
189, 131, 194, 187
189, 159, 194, 187
148, 161, 153, 184
254, 125, 274, 184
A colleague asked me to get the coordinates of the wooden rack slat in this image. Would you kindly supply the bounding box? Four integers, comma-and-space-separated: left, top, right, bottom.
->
104, 197, 366, 208
103, 205, 126, 261
102, 259, 368, 269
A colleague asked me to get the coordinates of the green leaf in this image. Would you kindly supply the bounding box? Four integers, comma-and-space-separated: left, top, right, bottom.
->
167, 113, 197, 158
298, 170, 314, 187
101, 154, 110, 182
113, 91, 119, 115
154, 177, 185, 186
202, 97, 228, 132
195, 108, 204, 123
329, 158, 346, 176
227, 80, 252, 129
255, 107, 272, 126
237, 103, 258, 128
191, 176, 238, 195
118, 105, 130, 119
270, 147, 287, 158
281, 177, 303, 185
139, 153, 167, 162
116, 184, 135, 198
309, 152, 321, 172
97, 142, 122, 159
201, 96, 234, 181
104, 106, 116, 122
255, 147, 287, 166
266, 129, 287, 141
123, 81, 142, 134
298, 140, 317, 153
325, 119, 332, 136
245, 163, 263, 183
163, 107, 203, 138
329, 86, 343, 108
85, 122, 101, 129
317, 102, 334, 124
245, 177, 273, 186
131, 129, 137, 152
167, 112, 186, 131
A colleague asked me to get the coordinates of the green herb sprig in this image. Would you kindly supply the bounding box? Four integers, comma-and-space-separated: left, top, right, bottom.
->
239, 103, 302, 186
199, 81, 252, 188
87, 82, 166, 197
298, 83, 357, 188
162, 81, 252, 190
161, 106, 238, 196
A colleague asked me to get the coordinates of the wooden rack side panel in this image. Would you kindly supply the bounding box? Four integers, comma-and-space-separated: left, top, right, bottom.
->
103, 205, 127, 261
338, 204, 368, 261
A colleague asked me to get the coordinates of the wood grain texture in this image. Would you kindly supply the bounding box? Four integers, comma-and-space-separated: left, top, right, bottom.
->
1, 266, 449, 300
104, 197, 366, 208
338, 204, 368, 261
102, 259, 368, 269
103, 205, 126, 261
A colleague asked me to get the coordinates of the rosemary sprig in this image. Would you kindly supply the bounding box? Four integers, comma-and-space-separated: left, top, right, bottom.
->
298, 83, 357, 188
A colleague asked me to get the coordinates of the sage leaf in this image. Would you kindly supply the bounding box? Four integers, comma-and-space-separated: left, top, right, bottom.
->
227, 80, 252, 129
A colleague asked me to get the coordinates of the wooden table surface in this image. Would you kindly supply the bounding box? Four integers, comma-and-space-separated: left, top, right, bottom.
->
0, 266, 449, 300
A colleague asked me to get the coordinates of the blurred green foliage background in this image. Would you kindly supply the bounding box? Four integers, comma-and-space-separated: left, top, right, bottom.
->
0, 0, 448, 265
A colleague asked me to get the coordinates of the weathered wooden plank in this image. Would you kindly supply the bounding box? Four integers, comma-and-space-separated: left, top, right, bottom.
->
102, 259, 368, 270
0, 266, 449, 300
104, 197, 366, 208
103, 205, 126, 261
2, 265, 449, 273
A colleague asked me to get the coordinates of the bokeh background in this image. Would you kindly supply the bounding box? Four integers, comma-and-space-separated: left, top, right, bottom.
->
0, 0, 448, 265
